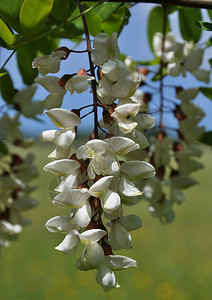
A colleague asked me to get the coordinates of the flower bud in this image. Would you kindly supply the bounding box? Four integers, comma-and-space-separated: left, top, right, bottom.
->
77, 68, 88, 76
97, 67, 103, 80
139, 67, 149, 76
174, 105, 187, 121
58, 74, 73, 88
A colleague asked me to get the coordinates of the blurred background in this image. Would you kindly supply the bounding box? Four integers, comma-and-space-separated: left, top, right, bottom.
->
0, 2, 212, 300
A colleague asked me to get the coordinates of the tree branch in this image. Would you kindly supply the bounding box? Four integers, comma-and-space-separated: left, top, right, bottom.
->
102, 0, 212, 9
76, 0, 99, 139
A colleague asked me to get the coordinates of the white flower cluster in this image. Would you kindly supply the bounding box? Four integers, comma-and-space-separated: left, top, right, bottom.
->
0, 83, 42, 250
0, 132, 38, 250
153, 32, 211, 83
135, 88, 205, 223
36, 32, 156, 291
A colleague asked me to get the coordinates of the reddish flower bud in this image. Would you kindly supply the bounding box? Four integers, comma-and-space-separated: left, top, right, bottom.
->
58, 74, 73, 88
156, 165, 165, 180
173, 142, 184, 152
97, 67, 103, 80
101, 240, 113, 256
173, 105, 187, 121
103, 109, 115, 125
77, 68, 88, 76
158, 131, 166, 143
139, 67, 149, 76
108, 103, 117, 115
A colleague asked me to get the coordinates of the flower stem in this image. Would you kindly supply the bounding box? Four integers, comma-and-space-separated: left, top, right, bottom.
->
76, 0, 99, 139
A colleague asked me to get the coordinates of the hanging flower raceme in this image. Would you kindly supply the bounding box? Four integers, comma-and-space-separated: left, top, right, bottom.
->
39, 30, 156, 292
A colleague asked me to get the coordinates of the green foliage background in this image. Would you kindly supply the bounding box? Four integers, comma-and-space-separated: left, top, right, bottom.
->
0, 142, 211, 300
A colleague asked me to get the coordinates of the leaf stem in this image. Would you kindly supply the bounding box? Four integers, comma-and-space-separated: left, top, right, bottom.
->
0, 50, 16, 71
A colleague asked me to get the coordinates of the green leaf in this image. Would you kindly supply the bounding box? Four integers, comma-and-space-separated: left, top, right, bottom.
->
33, 36, 59, 55
206, 36, 212, 48
20, 0, 54, 37
151, 67, 167, 81
135, 56, 161, 66
179, 7, 202, 43
17, 44, 38, 85
196, 21, 212, 31
148, 6, 171, 53
51, 0, 76, 21
200, 87, 212, 100
0, 140, 8, 156
0, 68, 15, 104
101, 5, 131, 37
207, 9, 212, 21
93, 2, 122, 21
209, 58, 212, 67
200, 131, 212, 146
0, 0, 23, 34
0, 72, 6, 77
84, 9, 102, 37
0, 18, 14, 45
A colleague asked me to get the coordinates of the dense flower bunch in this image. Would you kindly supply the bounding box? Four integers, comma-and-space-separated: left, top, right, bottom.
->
36, 32, 156, 291
142, 88, 205, 223
153, 32, 210, 83
0, 96, 41, 250
123, 32, 209, 223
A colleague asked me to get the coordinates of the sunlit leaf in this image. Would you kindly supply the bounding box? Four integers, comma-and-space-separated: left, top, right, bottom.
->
148, 6, 171, 53
179, 7, 202, 42
0, 0, 23, 34
20, 0, 54, 36
0, 18, 14, 45
93, 2, 122, 21
200, 131, 212, 146
196, 21, 212, 31
0, 68, 14, 104
101, 5, 131, 37
135, 56, 161, 66
17, 44, 38, 85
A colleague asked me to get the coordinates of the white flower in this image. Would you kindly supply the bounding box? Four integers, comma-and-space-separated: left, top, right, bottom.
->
89, 176, 121, 214
91, 32, 120, 66
0, 220, 22, 235
96, 255, 137, 292
76, 139, 120, 179
43, 159, 80, 176
39, 108, 81, 157
65, 75, 95, 95
32, 50, 66, 75
153, 32, 176, 62
108, 214, 142, 250
111, 103, 140, 134
35, 76, 66, 109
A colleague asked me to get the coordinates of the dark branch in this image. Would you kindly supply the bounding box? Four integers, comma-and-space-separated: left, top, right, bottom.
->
101, 1, 212, 9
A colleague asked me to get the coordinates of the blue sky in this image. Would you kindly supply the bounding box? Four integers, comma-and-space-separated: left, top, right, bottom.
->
0, 3, 212, 137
